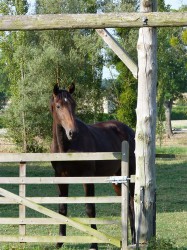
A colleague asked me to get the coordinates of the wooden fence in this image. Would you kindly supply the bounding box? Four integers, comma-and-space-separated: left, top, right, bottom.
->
0, 141, 134, 250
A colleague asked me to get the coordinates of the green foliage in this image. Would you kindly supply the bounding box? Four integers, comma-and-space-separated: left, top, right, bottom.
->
104, 1, 138, 129
116, 84, 137, 128
156, 120, 165, 147
157, 21, 187, 137
0, 114, 4, 128
0, 0, 105, 152
147, 237, 177, 250
181, 30, 187, 44
171, 105, 187, 120
170, 36, 179, 47
78, 112, 115, 124
158, 26, 187, 101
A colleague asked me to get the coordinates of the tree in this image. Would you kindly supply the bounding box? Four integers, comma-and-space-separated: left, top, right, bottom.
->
157, 1, 187, 137
34, 0, 104, 123
1, 0, 104, 151
115, 67, 137, 128
0, 0, 32, 151
0, 54, 9, 110
102, 0, 139, 128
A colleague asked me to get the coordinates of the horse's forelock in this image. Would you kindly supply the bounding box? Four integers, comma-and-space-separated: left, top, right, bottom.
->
54, 90, 66, 101
54, 90, 76, 107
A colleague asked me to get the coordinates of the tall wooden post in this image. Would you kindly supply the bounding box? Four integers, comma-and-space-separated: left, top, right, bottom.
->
134, 0, 157, 247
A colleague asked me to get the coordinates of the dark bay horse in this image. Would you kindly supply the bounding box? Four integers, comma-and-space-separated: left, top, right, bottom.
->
50, 83, 136, 249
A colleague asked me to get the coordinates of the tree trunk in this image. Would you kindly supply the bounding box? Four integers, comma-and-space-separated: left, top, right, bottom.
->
21, 64, 27, 152
134, 0, 157, 247
164, 99, 173, 138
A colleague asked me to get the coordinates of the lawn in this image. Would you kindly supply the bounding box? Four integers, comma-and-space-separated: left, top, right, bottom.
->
0, 157, 186, 250
156, 159, 187, 249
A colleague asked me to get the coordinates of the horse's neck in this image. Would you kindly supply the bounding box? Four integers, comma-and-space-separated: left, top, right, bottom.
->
52, 122, 70, 153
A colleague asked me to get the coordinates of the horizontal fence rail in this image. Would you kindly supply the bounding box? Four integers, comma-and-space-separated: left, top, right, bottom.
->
1, 152, 184, 163
0, 176, 135, 185
0, 235, 112, 244
0, 152, 121, 162
0, 12, 187, 31
0, 144, 130, 249
0, 196, 121, 204
0, 218, 120, 225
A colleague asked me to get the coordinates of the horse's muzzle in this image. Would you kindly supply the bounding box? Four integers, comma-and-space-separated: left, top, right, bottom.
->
67, 129, 78, 140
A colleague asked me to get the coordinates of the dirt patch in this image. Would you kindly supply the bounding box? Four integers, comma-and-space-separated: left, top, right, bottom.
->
172, 120, 187, 129
159, 130, 187, 147
0, 136, 17, 153
0, 129, 18, 153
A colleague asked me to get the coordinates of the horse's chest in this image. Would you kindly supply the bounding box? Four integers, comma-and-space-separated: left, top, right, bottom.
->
53, 161, 96, 177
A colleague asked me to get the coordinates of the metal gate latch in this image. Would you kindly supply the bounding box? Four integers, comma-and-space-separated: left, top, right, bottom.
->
106, 176, 130, 184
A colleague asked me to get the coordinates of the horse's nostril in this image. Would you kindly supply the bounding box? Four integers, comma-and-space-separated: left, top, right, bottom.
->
68, 129, 78, 140
69, 130, 73, 138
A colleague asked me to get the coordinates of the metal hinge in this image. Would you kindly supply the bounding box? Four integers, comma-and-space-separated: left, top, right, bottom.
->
106, 176, 131, 184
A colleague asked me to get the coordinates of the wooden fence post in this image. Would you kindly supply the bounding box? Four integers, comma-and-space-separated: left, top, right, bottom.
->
19, 162, 26, 240
135, 0, 157, 247
121, 141, 129, 250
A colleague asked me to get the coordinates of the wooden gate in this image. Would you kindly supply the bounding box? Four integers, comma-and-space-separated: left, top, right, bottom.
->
0, 141, 133, 249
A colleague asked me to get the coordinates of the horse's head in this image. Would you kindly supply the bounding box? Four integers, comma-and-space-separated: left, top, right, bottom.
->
51, 83, 78, 140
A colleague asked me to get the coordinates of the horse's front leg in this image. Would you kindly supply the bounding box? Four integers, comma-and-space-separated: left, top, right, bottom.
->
83, 183, 98, 250
129, 186, 136, 244
56, 183, 69, 249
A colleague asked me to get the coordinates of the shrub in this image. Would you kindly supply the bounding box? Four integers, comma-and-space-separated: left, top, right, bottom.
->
171, 105, 187, 120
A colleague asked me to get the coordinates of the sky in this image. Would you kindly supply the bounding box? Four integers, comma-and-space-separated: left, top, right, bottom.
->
165, 0, 187, 9
28, 0, 187, 8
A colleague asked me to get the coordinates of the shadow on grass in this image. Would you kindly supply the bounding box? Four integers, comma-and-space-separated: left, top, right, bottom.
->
156, 159, 187, 213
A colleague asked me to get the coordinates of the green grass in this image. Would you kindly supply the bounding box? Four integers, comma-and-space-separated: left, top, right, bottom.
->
156, 159, 187, 249
156, 160, 186, 213
0, 159, 187, 249
156, 146, 187, 155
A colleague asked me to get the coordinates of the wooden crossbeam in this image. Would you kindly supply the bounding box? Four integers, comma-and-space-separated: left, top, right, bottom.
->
0, 12, 187, 31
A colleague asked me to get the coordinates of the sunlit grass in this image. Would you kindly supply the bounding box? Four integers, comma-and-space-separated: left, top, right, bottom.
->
0, 158, 187, 249
156, 146, 187, 155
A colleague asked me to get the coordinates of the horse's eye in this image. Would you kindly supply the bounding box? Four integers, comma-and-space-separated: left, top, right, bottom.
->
56, 104, 61, 109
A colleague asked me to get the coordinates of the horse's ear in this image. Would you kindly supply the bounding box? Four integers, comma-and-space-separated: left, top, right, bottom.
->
68, 83, 75, 94
53, 84, 59, 96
